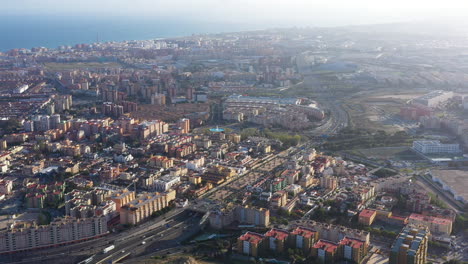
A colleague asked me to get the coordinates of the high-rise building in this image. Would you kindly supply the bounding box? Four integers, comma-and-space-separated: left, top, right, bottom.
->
389, 225, 429, 264
40, 115, 50, 131
237, 231, 265, 257
177, 118, 190, 134
151, 93, 166, 105
312, 239, 339, 263
265, 228, 289, 253
186, 86, 194, 101
50, 114, 61, 129
289, 226, 319, 252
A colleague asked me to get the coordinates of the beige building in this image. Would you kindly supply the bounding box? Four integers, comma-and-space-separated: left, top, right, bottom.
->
209, 205, 270, 229
0, 216, 107, 253
320, 175, 338, 190
109, 189, 135, 211
120, 190, 176, 225
0, 179, 13, 195
408, 213, 452, 235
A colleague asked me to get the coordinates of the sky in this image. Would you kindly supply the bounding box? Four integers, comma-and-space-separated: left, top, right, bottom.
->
2, 0, 468, 27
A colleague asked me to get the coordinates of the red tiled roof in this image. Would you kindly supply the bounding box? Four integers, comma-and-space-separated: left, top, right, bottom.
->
313, 240, 338, 253
339, 237, 365, 249
291, 226, 317, 238
409, 213, 452, 225
265, 228, 289, 240
359, 209, 376, 218
239, 232, 264, 244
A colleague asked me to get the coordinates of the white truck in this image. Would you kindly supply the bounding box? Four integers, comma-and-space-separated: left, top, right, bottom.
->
102, 245, 115, 254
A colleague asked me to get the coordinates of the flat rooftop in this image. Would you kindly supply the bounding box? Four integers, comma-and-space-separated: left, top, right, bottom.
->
431, 170, 468, 202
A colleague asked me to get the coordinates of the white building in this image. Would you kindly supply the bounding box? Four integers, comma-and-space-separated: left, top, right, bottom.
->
412, 90, 453, 108
153, 175, 180, 191
113, 154, 134, 163
13, 84, 29, 94
412, 140, 461, 154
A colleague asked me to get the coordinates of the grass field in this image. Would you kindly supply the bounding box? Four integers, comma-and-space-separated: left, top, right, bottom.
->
44, 62, 122, 71
353, 147, 410, 159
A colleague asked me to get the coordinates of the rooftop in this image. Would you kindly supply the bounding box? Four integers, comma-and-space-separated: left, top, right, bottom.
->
359, 209, 376, 218
239, 231, 264, 244
291, 226, 317, 238
431, 170, 468, 203
313, 239, 338, 253
339, 237, 365, 249
264, 228, 289, 240
409, 213, 452, 226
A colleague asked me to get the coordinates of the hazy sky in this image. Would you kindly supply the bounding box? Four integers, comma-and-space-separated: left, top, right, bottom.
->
3, 0, 468, 26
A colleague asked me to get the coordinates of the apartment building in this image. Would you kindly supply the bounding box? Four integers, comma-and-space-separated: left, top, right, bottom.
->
0, 216, 107, 253
237, 223, 369, 262
265, 228, 289, 253
358, 209, 377, 226
338, 237, 369, 263
390, 225, 429, 264
237, 231, 265, 257
153, 175, 180, 192
109, 189, 135, 211
320, 176, 338, 190
119, 190, 176, 225
289, 226, 319, 252
209, 205, 270, 229
408, 213, 452, 235
312, 239, 339, 263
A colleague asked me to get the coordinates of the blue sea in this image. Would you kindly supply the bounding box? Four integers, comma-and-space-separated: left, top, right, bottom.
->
0, 15, 262, 52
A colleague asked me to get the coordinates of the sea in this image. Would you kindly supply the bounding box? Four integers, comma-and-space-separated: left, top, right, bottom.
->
0, 15, 262, 52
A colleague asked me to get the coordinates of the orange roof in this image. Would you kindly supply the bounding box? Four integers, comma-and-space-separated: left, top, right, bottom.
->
339, 237, 365, 249
313, 240, 338, 253
291, 226, 317, 238
265, 228, 289, 240
239, 232, 264, 244
359, 209, 376, 218
409, 213, 452, 226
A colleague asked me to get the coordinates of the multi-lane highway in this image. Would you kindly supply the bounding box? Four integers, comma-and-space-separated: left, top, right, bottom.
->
91, 210, 202, 264
0, 208, 196, 264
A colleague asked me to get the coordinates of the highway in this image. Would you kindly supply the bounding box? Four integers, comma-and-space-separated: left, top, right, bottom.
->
0, 208, 190, 264
91, 211, 203, 264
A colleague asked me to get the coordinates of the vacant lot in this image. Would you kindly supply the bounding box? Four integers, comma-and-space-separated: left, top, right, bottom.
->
354, 146, 410, 160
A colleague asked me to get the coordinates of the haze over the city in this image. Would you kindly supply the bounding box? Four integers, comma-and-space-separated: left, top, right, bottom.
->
3, 0, 468, 26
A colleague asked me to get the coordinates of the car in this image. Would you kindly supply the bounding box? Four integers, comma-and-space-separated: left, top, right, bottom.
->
121, 250, 125, 253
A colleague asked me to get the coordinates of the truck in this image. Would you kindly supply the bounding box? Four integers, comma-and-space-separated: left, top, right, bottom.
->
102, 245, 115, 254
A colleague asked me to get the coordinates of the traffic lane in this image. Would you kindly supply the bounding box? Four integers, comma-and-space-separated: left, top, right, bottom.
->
2, 210, 189, 264
92, 214, 201, 263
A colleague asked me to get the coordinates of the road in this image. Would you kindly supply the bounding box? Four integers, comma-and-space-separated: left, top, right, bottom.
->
0, 208, 189, 264
92, 211, 202, 264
